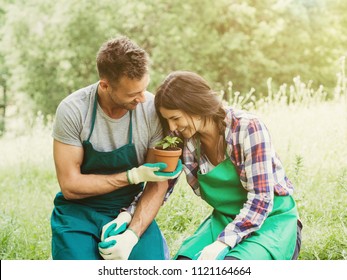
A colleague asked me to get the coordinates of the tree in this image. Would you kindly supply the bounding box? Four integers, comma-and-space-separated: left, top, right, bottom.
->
1, 0, 346, 117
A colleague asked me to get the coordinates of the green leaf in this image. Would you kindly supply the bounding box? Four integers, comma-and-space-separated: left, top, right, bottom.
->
155, 135, 183, 150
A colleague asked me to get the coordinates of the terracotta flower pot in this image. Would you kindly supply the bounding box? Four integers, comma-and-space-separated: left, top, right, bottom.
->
153, 147, 182, 172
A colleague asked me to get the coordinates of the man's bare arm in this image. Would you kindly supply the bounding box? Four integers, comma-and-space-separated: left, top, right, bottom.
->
53, 139, 129, 200
127, 148, 169, 237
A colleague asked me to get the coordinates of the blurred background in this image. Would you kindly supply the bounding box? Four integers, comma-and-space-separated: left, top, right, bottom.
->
1, 0, 347, 129
0, 0, 346, 260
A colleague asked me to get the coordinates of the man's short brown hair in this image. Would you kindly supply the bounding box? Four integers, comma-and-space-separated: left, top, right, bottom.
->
96, 36, 149, 85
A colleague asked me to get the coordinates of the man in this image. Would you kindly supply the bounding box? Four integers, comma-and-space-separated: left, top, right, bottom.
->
51, 36, 182, 260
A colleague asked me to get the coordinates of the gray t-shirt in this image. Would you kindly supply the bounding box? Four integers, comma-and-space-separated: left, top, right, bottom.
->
52, 82, 163, 164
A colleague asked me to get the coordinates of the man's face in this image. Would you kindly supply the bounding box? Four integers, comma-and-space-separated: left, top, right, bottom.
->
108, 73, 150, 110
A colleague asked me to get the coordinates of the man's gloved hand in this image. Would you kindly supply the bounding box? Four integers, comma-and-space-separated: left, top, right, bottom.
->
196, 241, 230, 260
98, 229, 139, 260
127, 159, 182, 185
101, 211, 132, 241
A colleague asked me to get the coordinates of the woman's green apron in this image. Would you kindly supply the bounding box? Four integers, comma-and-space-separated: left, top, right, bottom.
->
51, 89, 165, 260
175, 146, 298, 260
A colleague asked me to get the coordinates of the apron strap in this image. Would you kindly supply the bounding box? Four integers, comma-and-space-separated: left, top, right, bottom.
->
86, 85, 133, 144
128, 111, 133, 144
86, 85, 99, 142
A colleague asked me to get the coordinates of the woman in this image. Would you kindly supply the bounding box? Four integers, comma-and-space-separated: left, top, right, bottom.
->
154, 71, 302, 260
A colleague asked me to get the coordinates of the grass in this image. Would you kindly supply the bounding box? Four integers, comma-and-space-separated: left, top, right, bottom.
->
0, 116, 58, 259
0, 85, 346, 260
0, 166, 56, 259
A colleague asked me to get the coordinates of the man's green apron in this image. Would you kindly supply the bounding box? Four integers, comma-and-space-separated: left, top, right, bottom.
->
175, 153, 298, 260
51, 90, 165, 260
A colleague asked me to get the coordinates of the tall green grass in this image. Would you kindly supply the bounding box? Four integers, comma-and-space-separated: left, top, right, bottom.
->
0, 114, 58, 259
1, 67, 346, 259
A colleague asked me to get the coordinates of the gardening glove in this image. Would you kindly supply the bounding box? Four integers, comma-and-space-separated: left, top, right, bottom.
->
196, 241, 230, 260
98, 229, 138, 260
127, 159, 182, 185
100, 211, 132, 241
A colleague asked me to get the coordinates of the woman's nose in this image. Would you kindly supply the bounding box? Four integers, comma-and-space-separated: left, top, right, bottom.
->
168, 120, 177, 132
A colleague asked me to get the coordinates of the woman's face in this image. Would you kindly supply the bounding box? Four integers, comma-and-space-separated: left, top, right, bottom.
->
159, 107, 201, 139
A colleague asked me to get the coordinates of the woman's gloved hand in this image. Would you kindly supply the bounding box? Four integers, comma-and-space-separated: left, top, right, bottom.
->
99, 229, 138, 260
100, 211, 132, 241
127, 159, 182, 185
196, 240, 230, 260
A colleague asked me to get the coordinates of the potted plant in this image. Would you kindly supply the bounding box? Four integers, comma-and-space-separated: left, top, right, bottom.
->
153, 135, 183, 172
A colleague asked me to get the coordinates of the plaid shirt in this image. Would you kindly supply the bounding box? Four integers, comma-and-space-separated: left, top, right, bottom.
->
183, 107, 294, 248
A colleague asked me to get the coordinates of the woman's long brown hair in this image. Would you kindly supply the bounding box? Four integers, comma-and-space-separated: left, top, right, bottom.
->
154, 71, 226, 136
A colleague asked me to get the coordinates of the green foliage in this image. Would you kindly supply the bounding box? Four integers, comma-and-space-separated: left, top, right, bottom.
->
0, 166, 57, 259
155, 135, 183, 150
0, 0, 346, 118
